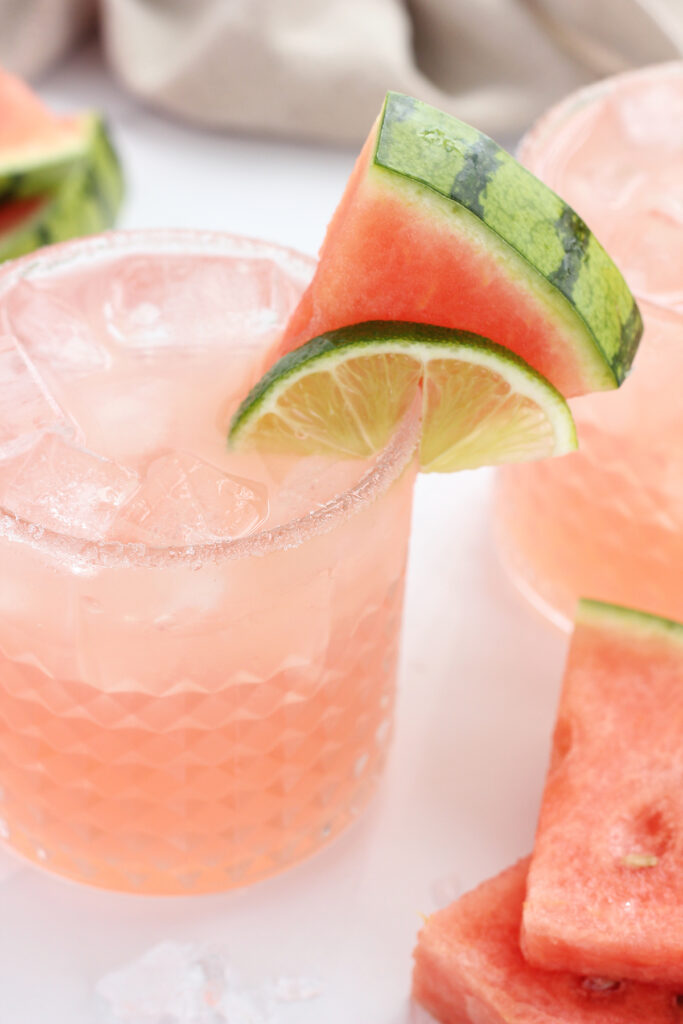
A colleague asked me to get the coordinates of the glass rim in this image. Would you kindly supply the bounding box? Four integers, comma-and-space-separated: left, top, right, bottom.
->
0, 228, 421, 570
518, 60, 683, 313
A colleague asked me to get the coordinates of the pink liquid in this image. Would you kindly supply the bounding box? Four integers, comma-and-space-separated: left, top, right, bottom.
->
495, 63, 683, 627
0, 231, 418, 892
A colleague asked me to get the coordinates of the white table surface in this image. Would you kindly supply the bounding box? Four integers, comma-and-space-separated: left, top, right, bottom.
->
0, 45, 569, 1024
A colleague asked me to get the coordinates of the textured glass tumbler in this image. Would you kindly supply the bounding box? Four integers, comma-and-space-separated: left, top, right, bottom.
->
495, 64, 683, 628
0, 231, 419, 893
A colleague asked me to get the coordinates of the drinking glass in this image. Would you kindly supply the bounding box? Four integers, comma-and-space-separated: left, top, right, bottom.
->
0, 230, 419, 892
495, 63, 683, 628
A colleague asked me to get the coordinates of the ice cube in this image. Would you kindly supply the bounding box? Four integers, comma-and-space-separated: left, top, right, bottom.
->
95, 942, 276, 1024
76, 373, 175, 465
265, 453, 368, 528
102, 255, 297, 353
614, 80, 683, 150
113, 451, 268, 545
0, 434, 139, 540
96, 942, 218, 1023
0, 333, 73, 459
564, 159, 645, 219
5, 279, 111, 376
607, 168, 683, 308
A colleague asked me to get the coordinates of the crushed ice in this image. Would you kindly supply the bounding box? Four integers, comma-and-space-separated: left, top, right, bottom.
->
96, 941, 323, 1024
7, 279, 111, 376
0, 333, 74, 461
112, 451, 268, 545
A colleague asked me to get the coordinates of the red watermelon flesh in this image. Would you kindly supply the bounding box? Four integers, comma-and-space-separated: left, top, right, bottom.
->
274, 95, 643, 399
412, 858, 676, 1024
0, 197, 45, 233
0, 67, 79, 151
523, 600, 683, 987
277, 132, 593, 396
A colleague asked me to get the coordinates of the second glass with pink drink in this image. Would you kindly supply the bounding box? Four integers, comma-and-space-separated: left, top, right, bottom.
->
496, 62, 683, 627
0, 230, 418, 893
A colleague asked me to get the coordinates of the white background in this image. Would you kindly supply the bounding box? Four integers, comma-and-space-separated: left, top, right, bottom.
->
0, 46, 569, 1024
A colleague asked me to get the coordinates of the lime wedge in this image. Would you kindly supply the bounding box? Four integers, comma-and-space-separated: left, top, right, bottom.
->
229, 322, 577, 472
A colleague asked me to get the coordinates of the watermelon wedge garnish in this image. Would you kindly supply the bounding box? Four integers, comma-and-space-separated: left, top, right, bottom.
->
0, 119, 123, 263
275, 92, 643, 398
523, 599, 683, 988
0, 66, 97, 199
413, 858, 676, 1024
0, 66, 123, 259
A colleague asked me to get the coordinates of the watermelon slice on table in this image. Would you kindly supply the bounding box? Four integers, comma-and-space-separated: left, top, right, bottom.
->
412, 858, 677, 1024
0, 66, 102, 199
523, 600, 683, 988
0, 119, 123, 263
0, 66, 123, 259
276, 92, 642, 398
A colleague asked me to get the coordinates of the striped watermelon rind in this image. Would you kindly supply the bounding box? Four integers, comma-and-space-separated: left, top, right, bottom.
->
373, 92, 643, 391
0, 110, 94, 201
576, 598, 683, 645
0, 115, 123, 262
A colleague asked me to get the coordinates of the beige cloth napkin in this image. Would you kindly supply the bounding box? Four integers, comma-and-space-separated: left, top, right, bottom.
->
0, 0, 94, 77
100, 0, 683, 141
2, 0, 682, 142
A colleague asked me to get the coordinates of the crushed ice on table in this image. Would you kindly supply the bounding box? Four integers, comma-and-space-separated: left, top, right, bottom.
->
5, 279, 111, 376
102, 255, 294, 353
95, 941, 323, 1024
113, 451, 268, 545
0, 333, 74, 460
0, 433, 139, 539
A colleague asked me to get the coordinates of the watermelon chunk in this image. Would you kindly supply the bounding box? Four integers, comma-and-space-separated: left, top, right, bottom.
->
277, 92, 642, 398
0, 66, 95, 199
523, 600, 683, 988
412, 858, 676, 1024
0, 119, 123, 262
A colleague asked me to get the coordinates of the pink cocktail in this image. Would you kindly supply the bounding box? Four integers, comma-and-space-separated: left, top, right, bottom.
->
496, 63, 683, 628
0, 230, 418, 893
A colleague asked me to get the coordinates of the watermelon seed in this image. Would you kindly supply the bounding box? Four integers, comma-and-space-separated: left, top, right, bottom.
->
580, 977, 622, 995
674, 993, 683, 1009
621, 852, 659, 869
612, 806, 674, 862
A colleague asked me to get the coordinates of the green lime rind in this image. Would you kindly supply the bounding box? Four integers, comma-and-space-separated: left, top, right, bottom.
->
577, 599, 683, 644
374, 92, 643, 390
0, 111, 95, 201
229, 321, 577, 472
0, 115, 124, 263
